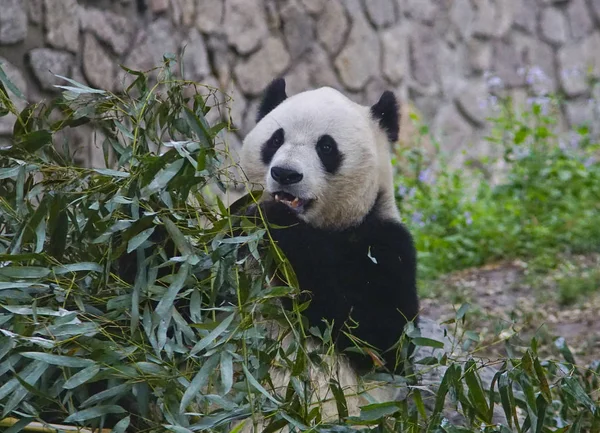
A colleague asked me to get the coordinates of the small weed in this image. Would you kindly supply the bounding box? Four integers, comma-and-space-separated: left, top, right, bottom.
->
557, 267, 600, 305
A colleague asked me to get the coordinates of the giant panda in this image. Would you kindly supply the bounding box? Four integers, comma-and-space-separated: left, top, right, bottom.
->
232, 79, 419, 423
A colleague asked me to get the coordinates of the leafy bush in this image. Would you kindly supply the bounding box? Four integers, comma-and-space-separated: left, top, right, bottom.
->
396, 95, 600, 282
0, 59, 599, 433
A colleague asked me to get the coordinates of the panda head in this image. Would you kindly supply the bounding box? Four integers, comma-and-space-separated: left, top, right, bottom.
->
240, 78, 400, 230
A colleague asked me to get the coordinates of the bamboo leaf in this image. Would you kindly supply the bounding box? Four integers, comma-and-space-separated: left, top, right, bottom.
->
127, 227, 155, 253
242, 364, 282, 406
20, 352, 95, 368
64, 405, 126, 423
189, 313, 234, 356
179, 354, 220, 413
81, 383, 131, 407
63, 364, 101, 389
155, 263, 189, 318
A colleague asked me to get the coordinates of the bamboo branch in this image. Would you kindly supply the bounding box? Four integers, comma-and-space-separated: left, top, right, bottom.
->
0, 417, 112, 433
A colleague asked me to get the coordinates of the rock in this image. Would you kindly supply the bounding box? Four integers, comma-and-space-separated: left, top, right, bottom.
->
206, 34, 231, 85
582, 32, 600, 77
182, 28, 211, 81
171, 0, 195, 27
284, 61, 313, 96
566, 0, 594, 40
472, 0, 496, 38
280, 0, 315, 60
409, 24, 439, 88
28, 48, 74, 91
467, 39, 492, 73
125, 18, 179, 73
233, 37, 290, 96
317, 0, 349, 55
433, 104, 474, 164
449, 0, 475, 40
455, 80, 489, 126
284, 44, 342, 95
343, 0, 366, 19
558, 33, 600, 97
150, 0, 168, 13
79, 7, 134, 55
334, 10, 380, 91
404, 0, 437, 24
196, 0, 224, 33
222, 80, 247, 130
439, 42, 468, 98
82, 33, 116, 91
362, 78, 391, 106
492, 33, 556, 91
0, 57, 27, 135
264, 0, 281, 28
28, 0, 43, 25
44, 0, 80, 52
304, 44, 343, 90
591, 0, 600, 22
495, 0, 515, 37
540, 7, 568, 46
300, 0, 325, 14
565, 98, 595, 127
242, 99, 260, 137
381, 24, 408, 84
513, 0, 538, 34
0, 0, 27, 44
515, 35, 557, 95
224, 0, 268, 55
364, 0, 397, 28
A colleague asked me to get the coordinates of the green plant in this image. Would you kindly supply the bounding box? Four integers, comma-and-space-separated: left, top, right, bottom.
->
396, 95, 600, 286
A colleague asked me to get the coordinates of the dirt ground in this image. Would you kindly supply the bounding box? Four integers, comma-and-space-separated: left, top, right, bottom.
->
420, 254, 600, 367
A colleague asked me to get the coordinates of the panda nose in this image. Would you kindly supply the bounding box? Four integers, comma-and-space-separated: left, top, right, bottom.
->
271, 166, 303, 185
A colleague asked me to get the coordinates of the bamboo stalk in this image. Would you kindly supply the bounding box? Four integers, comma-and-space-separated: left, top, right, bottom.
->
0, 417, 112, 433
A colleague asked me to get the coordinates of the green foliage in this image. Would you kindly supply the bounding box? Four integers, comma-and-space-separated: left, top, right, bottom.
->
396, 96, 600, 283
0, 59, 599, 433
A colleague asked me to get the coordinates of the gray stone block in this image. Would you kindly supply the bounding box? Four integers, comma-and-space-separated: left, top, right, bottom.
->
28, 48, 74, 91
44, 0, 80, 52
0, 0, 27, 44
224, 0, 268, 55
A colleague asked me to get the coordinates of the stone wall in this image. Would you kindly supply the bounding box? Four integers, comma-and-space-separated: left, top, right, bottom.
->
1, 0, 600, 168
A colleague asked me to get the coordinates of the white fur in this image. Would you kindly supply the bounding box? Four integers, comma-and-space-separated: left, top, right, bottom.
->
240, 87, 399, 230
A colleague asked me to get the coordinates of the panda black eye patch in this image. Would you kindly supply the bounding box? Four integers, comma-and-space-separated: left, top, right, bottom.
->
261, 128, 285, 165
316, 135, 343, 174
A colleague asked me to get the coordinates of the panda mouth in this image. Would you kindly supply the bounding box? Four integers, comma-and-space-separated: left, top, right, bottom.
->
273, 192, 312, 211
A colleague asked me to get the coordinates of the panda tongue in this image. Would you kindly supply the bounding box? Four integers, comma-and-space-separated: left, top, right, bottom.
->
275, 193, 302, 209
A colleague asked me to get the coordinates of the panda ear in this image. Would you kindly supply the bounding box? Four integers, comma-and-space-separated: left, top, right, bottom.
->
370, 91, 399, 143
256, 78, 288, 123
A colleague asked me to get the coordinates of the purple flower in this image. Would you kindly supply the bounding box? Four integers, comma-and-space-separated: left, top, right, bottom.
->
569, 133, 580, 149
418, 167, 434, 184
486, 75, 504, 91
559, 139, 568, 151
464, 211, 473, 225
411, 211, 425, 227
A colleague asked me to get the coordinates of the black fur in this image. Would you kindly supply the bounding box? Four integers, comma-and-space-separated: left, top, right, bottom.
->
316, 135, 344, 174
256, 78, 288, 123
261, 128, 285, 165
370, 91, 400, 143
245, 194, 419, 374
